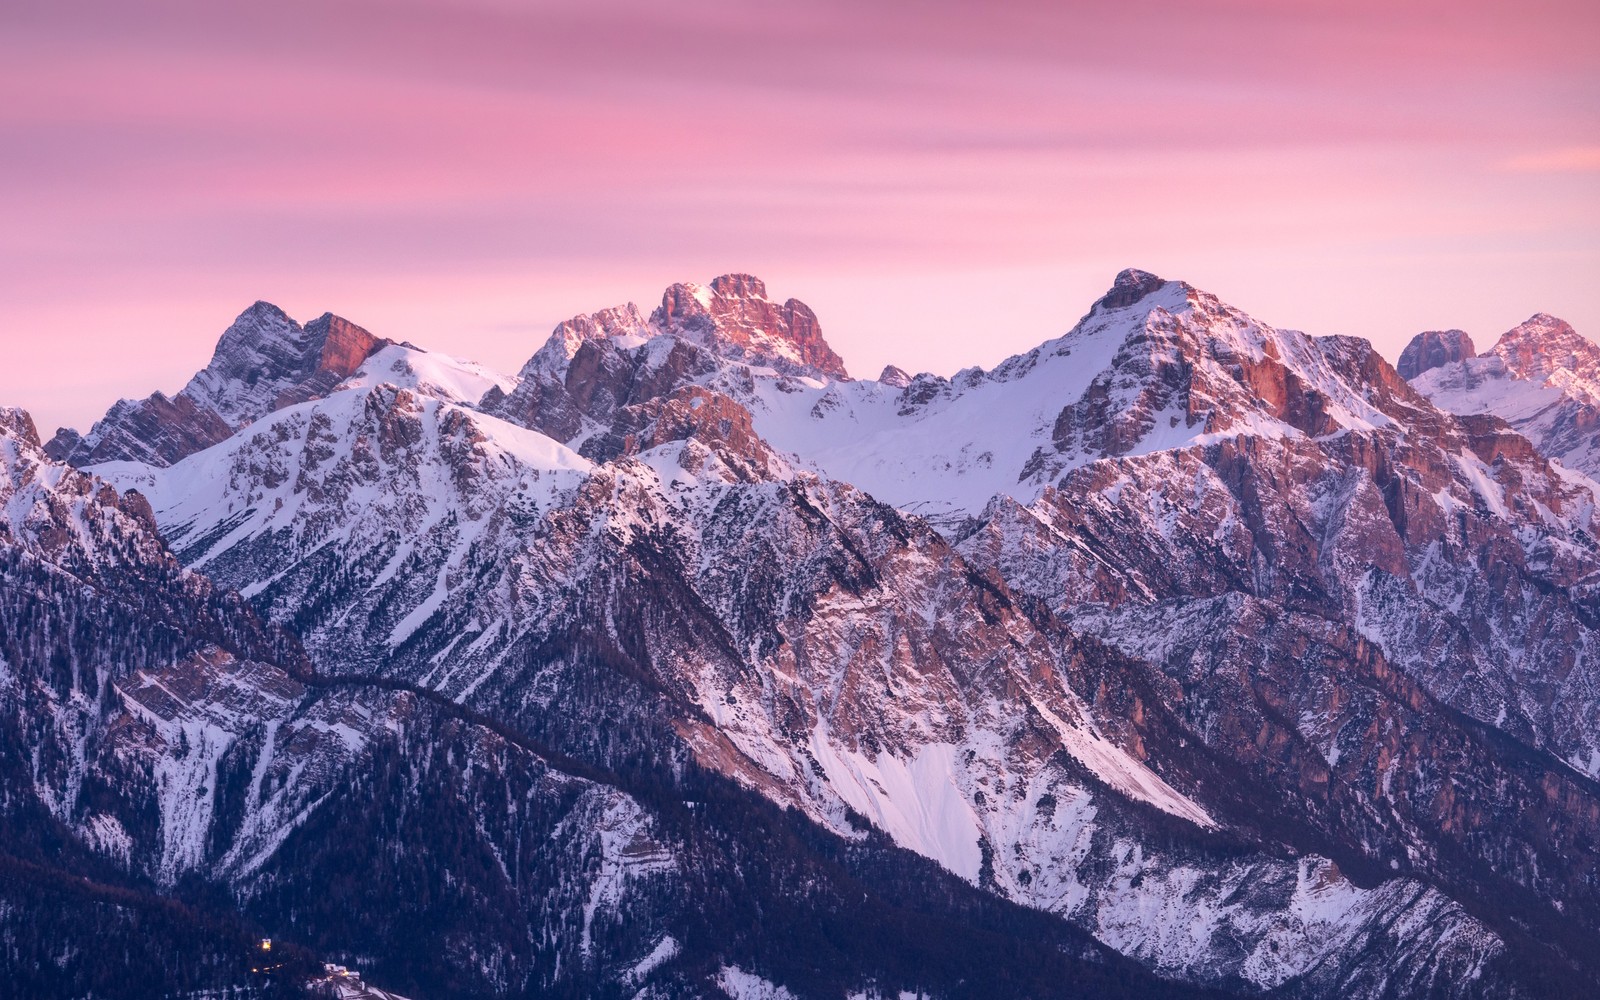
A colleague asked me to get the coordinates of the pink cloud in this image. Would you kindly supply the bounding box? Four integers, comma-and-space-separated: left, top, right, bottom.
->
1505, 147, 1600, 173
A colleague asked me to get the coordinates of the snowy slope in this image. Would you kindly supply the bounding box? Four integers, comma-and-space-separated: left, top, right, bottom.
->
1412, 313, 1600, 479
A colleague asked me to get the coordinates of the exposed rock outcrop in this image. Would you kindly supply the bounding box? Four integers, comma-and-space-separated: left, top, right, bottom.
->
1397, 329, 1476, 379
48, 303, 390, 467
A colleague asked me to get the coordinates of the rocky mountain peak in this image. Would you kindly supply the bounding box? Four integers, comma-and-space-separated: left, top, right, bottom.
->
48, 303, 391, 469
650, 274, 850, 381
201, 300, 303, 369
1489, 313, 1597, 380
193, 304, 387, 415
518, 274, 849, 385
1397, 329, 1476, 380
520, 303, 653, 378
708, 273, 768, 300
1410, 313, 1600, 479
1093, 268, 1179, 313
878, 364, 913, 388
237, 299, 292, 324
0, 406, 41, 448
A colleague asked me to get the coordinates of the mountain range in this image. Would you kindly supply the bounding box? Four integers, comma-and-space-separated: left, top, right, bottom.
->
3, 269, 1598, 999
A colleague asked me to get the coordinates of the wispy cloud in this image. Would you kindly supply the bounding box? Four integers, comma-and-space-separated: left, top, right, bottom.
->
1504, 147, 1600, 173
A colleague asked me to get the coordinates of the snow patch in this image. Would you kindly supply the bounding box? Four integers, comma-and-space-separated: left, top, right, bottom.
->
716, 966, 798, 1000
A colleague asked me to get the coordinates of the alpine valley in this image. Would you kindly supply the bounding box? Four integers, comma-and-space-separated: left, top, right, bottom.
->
4, 270, 1598, 999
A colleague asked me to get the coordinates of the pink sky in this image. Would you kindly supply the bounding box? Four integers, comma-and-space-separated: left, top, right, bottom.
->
2, 0, 1597, 436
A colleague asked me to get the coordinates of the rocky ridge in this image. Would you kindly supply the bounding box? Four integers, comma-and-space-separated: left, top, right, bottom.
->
17, 270, 1600, 997
46, 303, 392, 467
1411, 312, 1600, 479
4, 408, 1206, 1000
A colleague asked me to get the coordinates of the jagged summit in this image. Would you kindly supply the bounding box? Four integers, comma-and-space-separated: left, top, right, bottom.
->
1093, 268, 1179, 313
1398, 315, 1588, 385
878, 364, 912, 388
237, 299, 291, 321
187, 304, 388, 421
1398, 329, 1476, 380
705, 273, 768, 299
48, 302, 392, 468
1412, 311, 1600, 478
0, 406, 40, 447
520, 274, 849, 384
1489, 313, 1597, 379
654, 272, 849, 381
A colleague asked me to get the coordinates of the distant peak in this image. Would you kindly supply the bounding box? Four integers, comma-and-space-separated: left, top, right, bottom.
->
1398, 329, 1475, 380
211, 305, 385, 370
1095, 269, 1171, 312
709, 273, 768, 300
0, 406, 40, 448
522, 275, 849, 382
652, 275, 849, 381
1491, 313, 1593, 379
215, 300, 302, 349
1500, 313, 1578, 343
237, 300, 293, 323
878, 364, 912, 388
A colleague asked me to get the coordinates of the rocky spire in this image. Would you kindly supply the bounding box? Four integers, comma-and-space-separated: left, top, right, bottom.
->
184, 303, 388, 425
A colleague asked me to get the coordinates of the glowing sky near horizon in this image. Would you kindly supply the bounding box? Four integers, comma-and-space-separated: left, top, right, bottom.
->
2, 0, 1597, 436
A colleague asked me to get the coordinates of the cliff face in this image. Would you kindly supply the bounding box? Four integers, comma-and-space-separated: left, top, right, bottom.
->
1397, 329, 1476, 380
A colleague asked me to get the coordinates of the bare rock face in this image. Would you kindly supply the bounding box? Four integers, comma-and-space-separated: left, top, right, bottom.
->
0, 406, 40, 448
1093, 267, 1169, 311
1397, 329, 1476, 380
653, 274, 849, 381
484, 275, 850, 449
49, 302, 390, 468
582, 385, 786, 482
1491, 313, 1600, 380
1047, 274, 1388, 461
47, 391, 238, 468
504, 274, 848, 392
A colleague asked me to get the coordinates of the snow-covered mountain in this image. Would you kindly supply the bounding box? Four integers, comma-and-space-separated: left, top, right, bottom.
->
1, 404, 680, 995
46, 303, 394, 467
6, 397, 1189, 1000
1409, 313, 1600, 479
14, 270, 1600, 998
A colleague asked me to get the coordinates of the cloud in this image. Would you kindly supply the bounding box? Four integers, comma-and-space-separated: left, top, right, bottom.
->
1504, 147, 1600, 174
